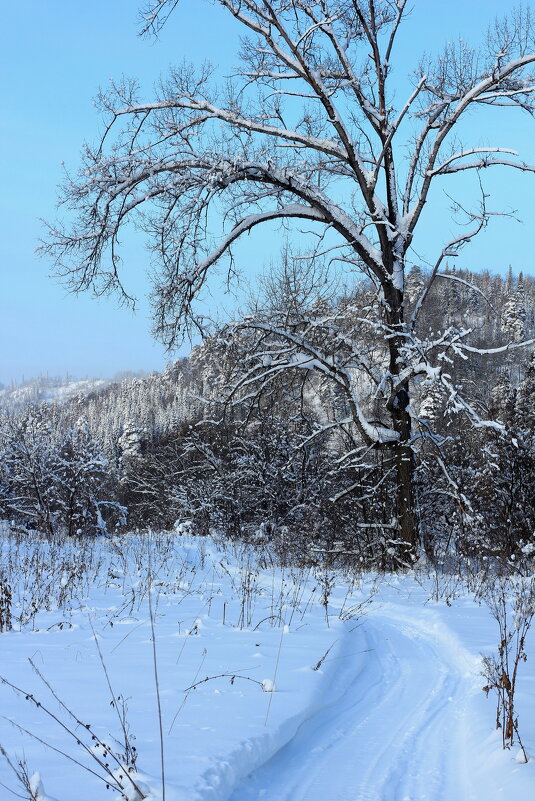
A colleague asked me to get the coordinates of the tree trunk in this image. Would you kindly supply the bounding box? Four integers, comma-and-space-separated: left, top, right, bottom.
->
384, 282, 418, 564
391, 383, 417, 563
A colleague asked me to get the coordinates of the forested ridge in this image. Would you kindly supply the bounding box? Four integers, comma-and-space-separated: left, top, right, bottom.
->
1, 266, 533, 568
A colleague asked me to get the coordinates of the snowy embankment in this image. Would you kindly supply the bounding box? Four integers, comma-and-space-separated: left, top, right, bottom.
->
0, 530, 534, 801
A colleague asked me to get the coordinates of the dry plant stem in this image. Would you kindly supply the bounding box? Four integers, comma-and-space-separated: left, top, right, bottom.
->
253, 614, 279, 631
88, 617, 137, 769
0, 745, 39, 801
28, 659, 118, 767
183, 673, 264, 692
15, 661, 145, 799
482, 576, 535, 752
312, 640, 339, 671
175, 614, 202, 664
111, 621, 146, 653
2, 671, 119, 778
264, 626, 285, 727
168, 648, 207, 735
0, 778, 23, 801
1, 713, 122, 792
148, 573, 166, 801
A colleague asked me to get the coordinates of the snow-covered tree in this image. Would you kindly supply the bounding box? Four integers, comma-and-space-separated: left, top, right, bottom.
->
43, 2, 535, 559
502, 275, 527, 342
119, 420, 148, 463
419, 382, 445, 429
0, 411, 59, 535
490, 373, 517, 425
516, 349, 535, 432
0, 411, 123, 536
52, 422, 124, 536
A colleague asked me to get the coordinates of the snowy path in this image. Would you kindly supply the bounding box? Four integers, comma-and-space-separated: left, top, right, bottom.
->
2, 534, 533, 801
228, 607, 476, 801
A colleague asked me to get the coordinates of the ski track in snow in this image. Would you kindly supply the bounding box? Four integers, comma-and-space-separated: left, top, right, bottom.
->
227, 607, 477, 801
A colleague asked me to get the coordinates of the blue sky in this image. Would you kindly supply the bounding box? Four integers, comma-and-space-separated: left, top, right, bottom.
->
1, 0, 534, 384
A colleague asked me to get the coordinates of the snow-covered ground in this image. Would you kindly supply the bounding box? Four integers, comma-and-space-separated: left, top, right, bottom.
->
0, 530, 533, 801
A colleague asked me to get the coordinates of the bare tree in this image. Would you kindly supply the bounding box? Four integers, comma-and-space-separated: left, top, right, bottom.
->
42, 1, 535, 559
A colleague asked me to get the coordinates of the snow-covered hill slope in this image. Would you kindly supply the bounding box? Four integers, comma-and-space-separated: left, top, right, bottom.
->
0, 376, 112, 410
0, 530, 533, 801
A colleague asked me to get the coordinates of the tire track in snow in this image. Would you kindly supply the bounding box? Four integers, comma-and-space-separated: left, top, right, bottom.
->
227, 608, 477, 801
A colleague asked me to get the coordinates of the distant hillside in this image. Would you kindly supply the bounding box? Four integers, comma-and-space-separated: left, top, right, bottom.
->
2, 267, 534, 464
0, 376, 114, 411
0, 371, 158, 413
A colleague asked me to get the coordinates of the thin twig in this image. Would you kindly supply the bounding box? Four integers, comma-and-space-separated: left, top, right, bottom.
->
183, 673, 264, 692
148, 566, 166, 801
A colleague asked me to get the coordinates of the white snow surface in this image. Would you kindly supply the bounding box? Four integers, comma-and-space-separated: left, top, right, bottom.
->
0, 530, 534, 801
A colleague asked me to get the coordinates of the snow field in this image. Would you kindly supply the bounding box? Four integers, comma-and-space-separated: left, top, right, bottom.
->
0, 530, 534, 801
